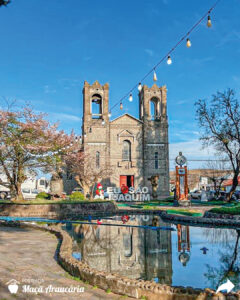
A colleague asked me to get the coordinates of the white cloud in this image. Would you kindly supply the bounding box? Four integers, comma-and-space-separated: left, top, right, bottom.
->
169, 139, 215, 170
144, 49, 154, 57
176, 100, 187, 105
217, 31, 240, 47
57, 78, 81, 89
185, 57, 214, 66
170, 139, 214, 159
49, 112, 81, 122
170, 130, 199, 142
169, 119, 183, 125
44, 85, 56, 94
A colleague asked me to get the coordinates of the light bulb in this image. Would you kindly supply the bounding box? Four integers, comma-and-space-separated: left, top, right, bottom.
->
129, 93, 133, 102
84, 132, 87, 137
167, 55, 172, 65
108, 111, 112, 118
186, 38, 191, 48
120, 102, 123, 110
207, 15, 212, 28
153, 70, 157, 81
102, 119, 105, 125
138, 82, 142, 92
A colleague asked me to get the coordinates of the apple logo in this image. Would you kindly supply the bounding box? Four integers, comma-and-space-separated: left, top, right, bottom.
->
6, 279, 19, 294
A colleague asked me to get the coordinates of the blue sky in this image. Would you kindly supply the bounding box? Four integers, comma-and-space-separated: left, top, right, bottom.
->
0, 0, 240, 169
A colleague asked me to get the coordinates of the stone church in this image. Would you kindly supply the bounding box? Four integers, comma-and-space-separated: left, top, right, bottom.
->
65, 80, 169, 199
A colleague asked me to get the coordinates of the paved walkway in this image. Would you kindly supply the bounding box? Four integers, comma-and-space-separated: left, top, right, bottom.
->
0, 226, 132, 300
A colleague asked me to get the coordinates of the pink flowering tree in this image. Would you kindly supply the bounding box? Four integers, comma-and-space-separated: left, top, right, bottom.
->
0, 106, 77, 201
65, 151, 112, 199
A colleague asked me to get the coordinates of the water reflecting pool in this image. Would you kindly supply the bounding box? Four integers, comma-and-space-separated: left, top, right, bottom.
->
64, 215, 240, 291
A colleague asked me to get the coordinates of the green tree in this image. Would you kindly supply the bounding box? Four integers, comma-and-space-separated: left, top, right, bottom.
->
195, 89, 240, 201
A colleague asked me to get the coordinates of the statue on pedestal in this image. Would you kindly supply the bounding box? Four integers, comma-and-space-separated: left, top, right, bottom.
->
148, 175, 159, 199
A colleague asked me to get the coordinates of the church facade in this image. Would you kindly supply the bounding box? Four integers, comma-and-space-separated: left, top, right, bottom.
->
65, 80, 169, 199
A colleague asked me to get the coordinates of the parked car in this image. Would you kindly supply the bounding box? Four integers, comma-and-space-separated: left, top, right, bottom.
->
71, 187, 84, 194
207, 190, 216, 201
0, 191, 10, 200
234, 190, 240, 200
104, 190, 109, 199
22, 188, 39, 200
190, 190, 201, 199
218, 191, 227, 201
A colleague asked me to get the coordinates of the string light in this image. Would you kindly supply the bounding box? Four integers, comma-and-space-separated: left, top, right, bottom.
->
167, 55, 172, 65
138, 83, 142, 92
186, 38, 191, 48
108, 111, 112, 118
129, 93, 133, 102
102, 119, 105, 125
153, 70, 157, 81
17, 135, 82, 158
84, 132, 87, 137
207, 15, 212, 27
86, 0, 220, 130
89, 127, 92, 133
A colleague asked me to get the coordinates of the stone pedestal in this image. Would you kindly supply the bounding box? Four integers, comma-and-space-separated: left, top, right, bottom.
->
178, 200, 191, 207
50, 178, 63, 198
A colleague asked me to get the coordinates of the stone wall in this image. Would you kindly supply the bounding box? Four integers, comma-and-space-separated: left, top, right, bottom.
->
160, 210, 240, 228
204, 211, 240, 221
0, 201, 117, 219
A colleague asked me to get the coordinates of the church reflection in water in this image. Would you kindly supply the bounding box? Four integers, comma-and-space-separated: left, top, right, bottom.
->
66, 218, 240, 290
66, 215, 186, 285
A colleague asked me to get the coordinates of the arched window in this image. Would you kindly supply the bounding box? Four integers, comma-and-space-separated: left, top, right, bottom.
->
150, 97, 161, 120
154, 152, 158, 169
91, 94, 102, 119
96, 151, 100, 168
122, 140, 131, 161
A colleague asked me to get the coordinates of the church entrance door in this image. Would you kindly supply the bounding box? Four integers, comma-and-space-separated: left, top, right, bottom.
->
120, 175, 134, 188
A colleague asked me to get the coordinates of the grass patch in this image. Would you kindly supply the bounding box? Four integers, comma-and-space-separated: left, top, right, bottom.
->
209, 204, 240, 215
166, 209, 203, 217
117, 200, 173, 210
106, 288, 111, 294
64, 273, 82, 282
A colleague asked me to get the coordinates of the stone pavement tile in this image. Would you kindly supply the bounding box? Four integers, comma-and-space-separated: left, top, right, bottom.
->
0, 226, 132, 300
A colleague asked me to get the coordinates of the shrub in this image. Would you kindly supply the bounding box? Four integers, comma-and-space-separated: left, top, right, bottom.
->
36, 192, 51, 199
69, 191, 85, 201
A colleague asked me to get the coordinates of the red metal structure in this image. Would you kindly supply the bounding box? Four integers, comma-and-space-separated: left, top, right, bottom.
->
175, 166, 188, 201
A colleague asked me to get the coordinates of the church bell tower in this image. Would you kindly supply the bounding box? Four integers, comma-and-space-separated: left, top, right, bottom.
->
139, 84, 169, 197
